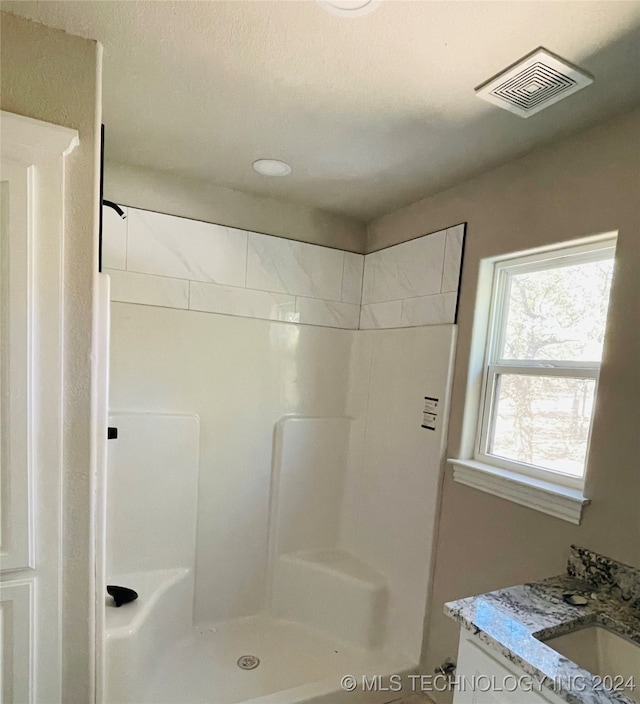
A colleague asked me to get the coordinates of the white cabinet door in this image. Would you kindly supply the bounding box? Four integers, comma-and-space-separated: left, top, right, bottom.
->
1, 111, 78, 704
454, 630, 565, 704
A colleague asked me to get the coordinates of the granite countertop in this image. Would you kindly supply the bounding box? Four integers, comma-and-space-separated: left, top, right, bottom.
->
444, 546, 640, 704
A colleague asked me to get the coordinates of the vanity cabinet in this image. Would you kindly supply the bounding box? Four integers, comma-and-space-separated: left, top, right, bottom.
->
454, 630, 566, 704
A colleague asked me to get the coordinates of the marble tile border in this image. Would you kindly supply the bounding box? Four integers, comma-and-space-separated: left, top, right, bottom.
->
295, 296, 361, 329
107, 269, 189, 310
189, 280, 296, 323
361, 224, 466, 329
102, 205, 466, 331
342, 252, 365, 305
246, 232, 345, 301
126, 207, 248, 287
361, 230, 446, 304
400, 292, 457, 327
360, 300, 403, 329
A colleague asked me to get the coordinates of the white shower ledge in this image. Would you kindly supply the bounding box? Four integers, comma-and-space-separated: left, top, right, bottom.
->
105, 567, 188, 636
448, 458, 590, 525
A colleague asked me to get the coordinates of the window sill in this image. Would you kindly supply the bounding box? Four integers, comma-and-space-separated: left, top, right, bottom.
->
448, 458, 590, 525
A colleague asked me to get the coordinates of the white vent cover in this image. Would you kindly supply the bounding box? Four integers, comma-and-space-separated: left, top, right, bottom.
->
475, 48, 594, 118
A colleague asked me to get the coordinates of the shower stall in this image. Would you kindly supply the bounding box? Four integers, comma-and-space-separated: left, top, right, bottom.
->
96, 204, 464, 704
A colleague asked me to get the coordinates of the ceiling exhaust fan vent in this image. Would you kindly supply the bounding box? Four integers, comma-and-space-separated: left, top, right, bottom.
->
475, 48, 594, 118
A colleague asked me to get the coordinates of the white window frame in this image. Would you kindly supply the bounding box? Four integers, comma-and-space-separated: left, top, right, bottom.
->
448, 232, 617, 524
475, 237, 616, 490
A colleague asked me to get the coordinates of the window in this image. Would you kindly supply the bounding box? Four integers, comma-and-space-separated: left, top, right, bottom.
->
451, 234, 616, 523
478, 238, 615, 486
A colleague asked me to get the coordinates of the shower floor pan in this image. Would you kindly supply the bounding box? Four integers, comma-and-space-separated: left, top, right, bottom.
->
142, 614, 414, 704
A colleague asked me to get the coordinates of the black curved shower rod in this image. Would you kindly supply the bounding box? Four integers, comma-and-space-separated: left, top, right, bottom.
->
98, 124, 127, 272
103, 200, 127, 219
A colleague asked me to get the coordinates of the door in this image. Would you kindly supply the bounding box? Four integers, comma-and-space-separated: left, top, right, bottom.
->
1, 111, 78, 704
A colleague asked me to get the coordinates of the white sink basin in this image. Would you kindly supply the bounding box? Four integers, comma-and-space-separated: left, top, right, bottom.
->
544, 625, 640, 702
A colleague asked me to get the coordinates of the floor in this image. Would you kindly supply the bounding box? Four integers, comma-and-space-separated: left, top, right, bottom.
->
389, 694, 436, 704
142, 614, 413, 704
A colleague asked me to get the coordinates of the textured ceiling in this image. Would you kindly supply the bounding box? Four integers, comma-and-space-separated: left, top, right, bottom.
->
5, 1, 640, 220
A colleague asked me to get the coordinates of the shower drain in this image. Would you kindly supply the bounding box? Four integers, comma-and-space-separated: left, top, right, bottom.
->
237, 655, 260, 670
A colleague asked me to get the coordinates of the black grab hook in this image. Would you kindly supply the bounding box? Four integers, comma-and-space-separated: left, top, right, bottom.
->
107, 585, 138, 608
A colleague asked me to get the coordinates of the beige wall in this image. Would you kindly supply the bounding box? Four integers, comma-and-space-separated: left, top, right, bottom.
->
1, 12, 101, 703
368, 107, 640, 699
104, 160, 367, 252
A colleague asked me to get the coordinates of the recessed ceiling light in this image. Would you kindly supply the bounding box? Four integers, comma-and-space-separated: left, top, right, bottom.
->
316, 0, 382, 18
252, 159, 292, 177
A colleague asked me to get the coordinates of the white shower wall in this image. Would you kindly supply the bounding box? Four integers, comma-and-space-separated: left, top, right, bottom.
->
109, 303, 354, 624
110, 304, 455, 660
341, 326, 456, 661
105, 204, 463, 662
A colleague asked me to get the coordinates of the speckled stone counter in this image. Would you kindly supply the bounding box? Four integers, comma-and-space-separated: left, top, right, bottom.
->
444, 546, 640, 704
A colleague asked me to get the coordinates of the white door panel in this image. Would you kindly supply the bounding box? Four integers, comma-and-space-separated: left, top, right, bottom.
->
0, 581, 33, 703
1, 111, 79, 704
0, 162, 33, 573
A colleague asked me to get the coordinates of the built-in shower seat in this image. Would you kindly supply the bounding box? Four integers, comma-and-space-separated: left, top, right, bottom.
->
271, 548, 387, 648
